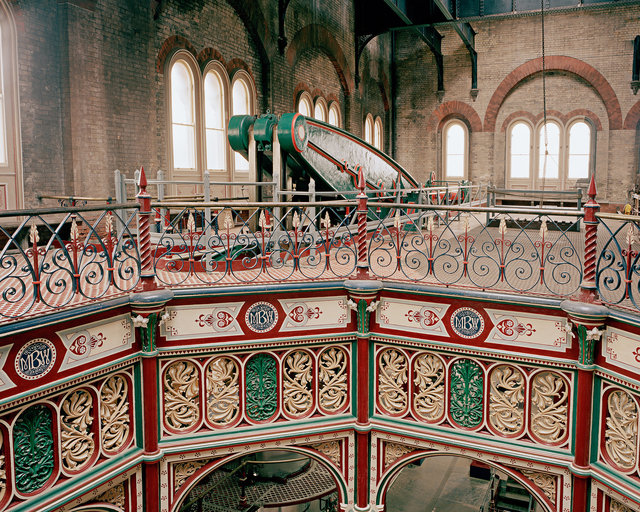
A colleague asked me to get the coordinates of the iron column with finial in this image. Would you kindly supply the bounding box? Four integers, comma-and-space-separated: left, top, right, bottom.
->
561, 175, 608, 512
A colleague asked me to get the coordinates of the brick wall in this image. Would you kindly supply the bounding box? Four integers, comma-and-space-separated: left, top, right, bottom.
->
394, 4, 640, 203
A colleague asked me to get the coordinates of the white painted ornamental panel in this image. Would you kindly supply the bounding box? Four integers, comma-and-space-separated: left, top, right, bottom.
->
278, 296, 349, 331
376, 299, 449, 335
160, 303, 244, 340
57, 314, 133, 371
603, 327, 640, 373
486, 310, 570, 351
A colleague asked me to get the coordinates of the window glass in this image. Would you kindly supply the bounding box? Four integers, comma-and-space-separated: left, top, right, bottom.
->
232, 78, 250, 171
171, 60, 195, 170
374, 117, 383, 150
297, 95, 312, 117
568, 121, 591, 179
365, 115, 373, 144
204, 70, 225, 171
510, 122, 531, 179
314, 101, 327, 122
538, 122, 560, 179
445, 122, 465, 178
328, 103, 340, 127
0, 25, 6, 166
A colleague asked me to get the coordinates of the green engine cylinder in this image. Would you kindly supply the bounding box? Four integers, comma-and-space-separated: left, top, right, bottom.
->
276, 112, 308, 154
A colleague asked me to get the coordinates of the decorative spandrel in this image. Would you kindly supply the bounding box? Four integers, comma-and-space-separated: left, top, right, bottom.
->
604, 389, 638, 470
283, 350, 313, 417
318, 347, 348, 413
100, 375, 131, 454
60, 389, 95, 471
245, 353, 278, 421
413, 353, 445, 422
378, 349, 408, 415
449, 359, 484, 428
164, 361, 201, 431
489, 365, 525, 435
206, 357, 239, 426
530, 371, 568, 444
13, 405, 55, 494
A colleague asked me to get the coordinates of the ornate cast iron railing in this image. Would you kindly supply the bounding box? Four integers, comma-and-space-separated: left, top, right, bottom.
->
0, 204, 140, 319
6, 175, 640, 319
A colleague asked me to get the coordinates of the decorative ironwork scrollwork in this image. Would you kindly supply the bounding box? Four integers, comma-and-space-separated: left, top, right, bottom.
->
318, 347, 348, 413
489, 365, 525, 435
61, 389, 95, 471
530, 371, 568, 444
604, 389, 638, 470
206, 357, 239, 426
449, 359, 484, 428
378, 349, 408, 414
164, 361, 201, 431
100, 375, 131, 453
245, 353, 278, 421
283, 350, 313, 416
413, 353, 445, 421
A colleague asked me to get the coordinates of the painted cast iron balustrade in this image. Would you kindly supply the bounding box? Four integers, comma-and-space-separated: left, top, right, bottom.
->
0, 204, 140, 319
5, 189, 640, 320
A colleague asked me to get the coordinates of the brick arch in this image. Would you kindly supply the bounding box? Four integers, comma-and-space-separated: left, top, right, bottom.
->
197, 48, 226, 70
427, 101, 483, 133
225, 0, 273, 61
566, 109, 603, 131
624, 101, 640, 130
293, 82, 312, 111
286, 24, 353, 95
500, 111, 537, 132
484, 56, 622, 132
156, 36, 198, 73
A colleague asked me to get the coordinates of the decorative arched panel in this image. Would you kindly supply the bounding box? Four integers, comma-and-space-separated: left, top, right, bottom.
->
99, 374, 133, 456
205, 356, 240, 428
12, 403, 57, 496
282, 349, 315, 419
377, 348, 409, 416
529, 370, 569, 446
411, 352, 445, 423
245, 353, 279, 422
318, 346, 350, 415
163, 360, 202, 433
60, 388, 98, 474
601, 387, 638, 473
488, 364, 526, 438
448, 358, 484, 429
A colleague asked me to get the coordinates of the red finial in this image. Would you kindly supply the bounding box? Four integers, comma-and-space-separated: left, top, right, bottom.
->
138, 166, 148, 189
587, 174, 597, 199
357, 165, 365, 193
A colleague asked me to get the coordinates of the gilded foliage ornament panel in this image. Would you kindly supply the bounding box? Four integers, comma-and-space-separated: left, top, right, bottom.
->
283, 350, 313, 417
318, 347, 348, 413
308, 441, 341, 467
530, 371, 568, 444
61, 389, 95, 471
95, 482, 126, 510
413, 353, 445, 421
206, 357, 239, 426
521, 470, 556, 504
245, 353, 278, 421
489, 365, 525, 435
13, 404, 55, 494
384, 442, 414, 470
100, 375, 131, 454
378, 349, 408, 414
604, 389, 638, 470
449, 359, 484, 428
175, 459, 209, 489
611, 499, 634, 512
164, 361, 201, 431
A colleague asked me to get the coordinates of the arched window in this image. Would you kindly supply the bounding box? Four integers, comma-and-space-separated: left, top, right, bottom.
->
364, 114, 374, 145
0, 2, 21, 209
443, 120, 467, 179
537, 121, 561, 180
297, 92, 313, 117
204, 65, 227, 173
509, 122, 532, 179
169, 57, 198, 172
314, 97, 328, 122
567, 120, 591, 180
373, 117, 383, 151
231, 73, 254, 173
328, 102, 341, 127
